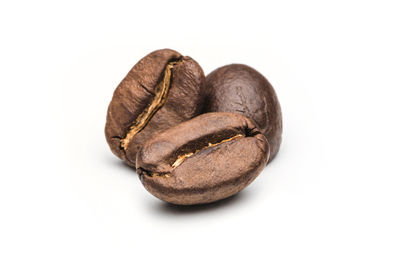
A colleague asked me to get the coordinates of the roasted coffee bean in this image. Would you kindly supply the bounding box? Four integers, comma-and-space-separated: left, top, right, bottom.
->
204, 64, 282, 162
136, 112, 269, 205
105, 49, 205, 167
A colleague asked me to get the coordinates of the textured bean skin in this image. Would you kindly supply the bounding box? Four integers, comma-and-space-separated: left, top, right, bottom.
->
105, 49, 205, 167
204, 64, 282, 162
136, 112, 269, 205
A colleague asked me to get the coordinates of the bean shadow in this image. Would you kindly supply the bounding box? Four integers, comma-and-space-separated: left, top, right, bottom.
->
150, 189, 255, 216
103, 153, 262, 215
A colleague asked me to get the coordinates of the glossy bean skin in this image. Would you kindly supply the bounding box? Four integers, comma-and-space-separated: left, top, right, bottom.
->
105, 49, 205, 167
136, 112, 269, 205
204, 64, 282, 162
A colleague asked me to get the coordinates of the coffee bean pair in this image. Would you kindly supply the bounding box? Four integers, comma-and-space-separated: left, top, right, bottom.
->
105, 49, 282, 205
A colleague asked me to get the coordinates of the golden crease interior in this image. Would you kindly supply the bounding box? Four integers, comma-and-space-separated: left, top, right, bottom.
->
120, 61, 178, 150
171, 134, 245, 169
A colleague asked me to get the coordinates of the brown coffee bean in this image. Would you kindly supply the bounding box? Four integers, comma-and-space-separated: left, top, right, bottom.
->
105, 49, 205, 167
204, 64, 282, 162
136, 112, 269, 205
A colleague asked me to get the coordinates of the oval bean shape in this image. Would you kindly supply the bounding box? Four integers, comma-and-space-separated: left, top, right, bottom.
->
136, 112, 270, 205
204, 64, 282, 162
105, 49, 205, 167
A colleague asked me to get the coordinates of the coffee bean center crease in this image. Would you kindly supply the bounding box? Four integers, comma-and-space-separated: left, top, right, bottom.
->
171, 134, 244, 169
140, 133, 246, 178
120, 58, 182, 151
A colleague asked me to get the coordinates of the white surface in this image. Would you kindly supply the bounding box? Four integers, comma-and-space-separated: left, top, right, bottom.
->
1, 0, 399, 266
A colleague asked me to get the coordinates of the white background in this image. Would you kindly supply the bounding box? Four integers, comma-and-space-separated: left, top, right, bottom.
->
1, 0, 399, 266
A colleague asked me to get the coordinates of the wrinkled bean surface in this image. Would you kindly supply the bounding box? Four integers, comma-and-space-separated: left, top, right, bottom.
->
136, 112, 269, 205
105, 49, 205, 167
204, 64, 282, 161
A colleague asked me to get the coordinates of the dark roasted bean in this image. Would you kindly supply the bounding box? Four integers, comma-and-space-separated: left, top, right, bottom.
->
105, 49, 205, 167
136, 112, 269, 205
204, 64, 282, 161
